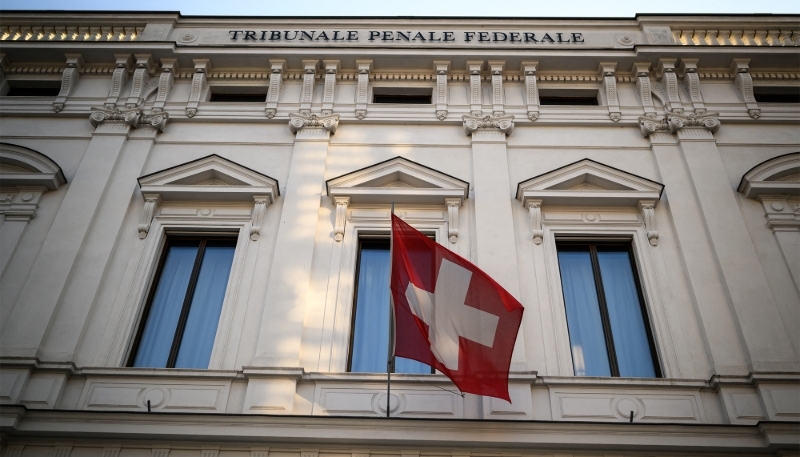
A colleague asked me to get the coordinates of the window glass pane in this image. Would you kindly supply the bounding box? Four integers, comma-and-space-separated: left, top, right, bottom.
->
133, 243, 199, 368
557, 249, 611, 376
351, 243, 429, 374
597, 250, 656, 378
175, 242, 236, 369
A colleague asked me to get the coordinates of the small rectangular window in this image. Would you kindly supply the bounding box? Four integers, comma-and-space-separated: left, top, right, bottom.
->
5, 86, 60, 97
209, 93, 267, 102
129, 236, 237, 369
372, 87, 432, 104
349, 238, 433, 374
539, 89, 599, 106
556, 242, 660, 378
754, 86, 800, 103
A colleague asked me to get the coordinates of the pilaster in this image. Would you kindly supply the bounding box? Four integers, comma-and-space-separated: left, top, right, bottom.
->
53, 53, 83, 113
265, 59, 286, 118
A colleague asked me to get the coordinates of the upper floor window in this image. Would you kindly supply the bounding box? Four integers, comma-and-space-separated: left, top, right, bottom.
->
129, 236, 236, 368
349, 238, 432, 374
556, 241, 660, 378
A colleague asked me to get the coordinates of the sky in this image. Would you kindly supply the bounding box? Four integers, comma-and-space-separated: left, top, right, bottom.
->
2, 0, 799, 17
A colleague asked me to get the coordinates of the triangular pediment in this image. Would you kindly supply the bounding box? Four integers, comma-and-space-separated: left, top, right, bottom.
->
738, 152, 800, 199
327, 157, 469, 205
516, 159, 663, 207
138, 155, 279, 203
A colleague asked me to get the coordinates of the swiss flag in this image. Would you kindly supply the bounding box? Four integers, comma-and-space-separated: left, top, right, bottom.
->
390, 214, 524, 402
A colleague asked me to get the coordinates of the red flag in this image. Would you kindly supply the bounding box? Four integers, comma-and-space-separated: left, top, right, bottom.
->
390, 214, 524, 402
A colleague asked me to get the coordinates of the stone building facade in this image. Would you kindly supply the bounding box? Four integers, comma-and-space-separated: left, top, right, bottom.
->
0, 12, 799, 455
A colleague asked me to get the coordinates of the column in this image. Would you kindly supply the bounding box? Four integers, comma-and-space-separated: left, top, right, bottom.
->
251, 113, 340, 368
462, 114, 527, 371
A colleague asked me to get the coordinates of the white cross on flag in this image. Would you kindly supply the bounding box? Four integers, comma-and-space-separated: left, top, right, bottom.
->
390, 214, 524, 402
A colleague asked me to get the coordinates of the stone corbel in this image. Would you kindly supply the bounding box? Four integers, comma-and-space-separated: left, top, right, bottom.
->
0, 54, 9, 95
731, 59, 760, 119
679, 59, 706, 114
288, 113, 340, 135
333, 196, 349, 242
445, 198, 460, 243
434, 61, 450, 120
462, 114, 514, 136
526, 199, 543, 245
599, 62, 621, 122
300, 60, 318, 116
355, 60, 372, 120
321, 60, 339, 115
521, 61, 539, 121
126, 54, 156, 108
186, 59, 210, 118
488, 60, 505, 116
656, 59, 683, 114
638, 200, 659, 246
137, 193, 160, 239
265, 59, 286, 118
250, 195, 271, 241
105, 54, 133, 109
53, 53, 84, 112
153, 58, 177, 112
467, 61, 483, 116
634, 62, 657, 118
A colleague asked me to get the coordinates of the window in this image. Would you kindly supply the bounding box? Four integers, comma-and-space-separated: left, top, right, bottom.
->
348, 238, 432, 374
754, 86, 800, 103
372, 87, 432, 104
129, 236, 237, 369
209, 93, 267, 102
5, 85, 60, 97
556, 242, 660, 378
539, 89, 599, 106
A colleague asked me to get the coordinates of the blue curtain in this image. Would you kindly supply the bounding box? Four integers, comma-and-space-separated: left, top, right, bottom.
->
557, 250, 611, 376
175, 244, 236, 368
133, 244, 198, 368
597, 251, 656, 378
351, 245, 429, 374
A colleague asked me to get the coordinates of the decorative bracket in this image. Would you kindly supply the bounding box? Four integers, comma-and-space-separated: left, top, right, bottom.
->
639, 200, 659, 246
333, 196, 349, 242
153, 58, 177, 112
633, 62, 657, 118
138, 193, 161, 239
467, 61, 483, 116
90, 106, 168, 132
656, 59, 683, 114
265, 59, 285, 118
186, 59, 209, 118
526, 199, 543, 245
445, 198, 460, 243
434, 61, 450, 120
599, 62, 621, 122
731, 59, 760, 119
105, 54, 133, 109
489, 60, 505, 116
521, 61, 540, 121
126, 54, 156, 108
462, 114, 514, 136
250, 195, 271, 241
53, 53, 84, 113
679, 59, 706, 114
300, 60, 318, 116
288, 113, 340, 135
321, 60, 339, 115
355, 60, 372, 120
0, 54, 9, 95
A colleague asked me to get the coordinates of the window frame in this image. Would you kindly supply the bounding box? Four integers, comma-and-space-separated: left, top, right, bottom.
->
555, 240, 662, 378
126, 235, 239, 368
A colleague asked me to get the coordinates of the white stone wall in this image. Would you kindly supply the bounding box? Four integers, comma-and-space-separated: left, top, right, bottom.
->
0, 12, 798, 454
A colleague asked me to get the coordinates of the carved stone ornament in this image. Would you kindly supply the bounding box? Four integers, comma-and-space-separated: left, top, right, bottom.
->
250, 196, 270, 241
333, 196, 349, 242
54, 54, 84, 113
137, 194, 160, 239
462, 114, 514, 136
90, 106, 169, 132
288, 113, 340, 135
638, 112, 720, 137
265, 59, 285, 119
445, 198, 460, 243
639, 200, 659, 246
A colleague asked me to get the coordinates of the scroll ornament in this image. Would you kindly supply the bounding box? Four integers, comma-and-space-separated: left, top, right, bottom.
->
288, 113, 340, 134
638, 112, 720, 137
90, 106, 169, 132
462, 114, 515, 136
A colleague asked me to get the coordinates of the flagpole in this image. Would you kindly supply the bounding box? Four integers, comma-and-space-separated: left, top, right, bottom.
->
387, 201, 395, 418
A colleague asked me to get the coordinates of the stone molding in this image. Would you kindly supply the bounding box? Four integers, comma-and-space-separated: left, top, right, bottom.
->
638, 112, 720, 138
89, 106, 168, 132
288, 113, 340, 136
462, 114, 514, 136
